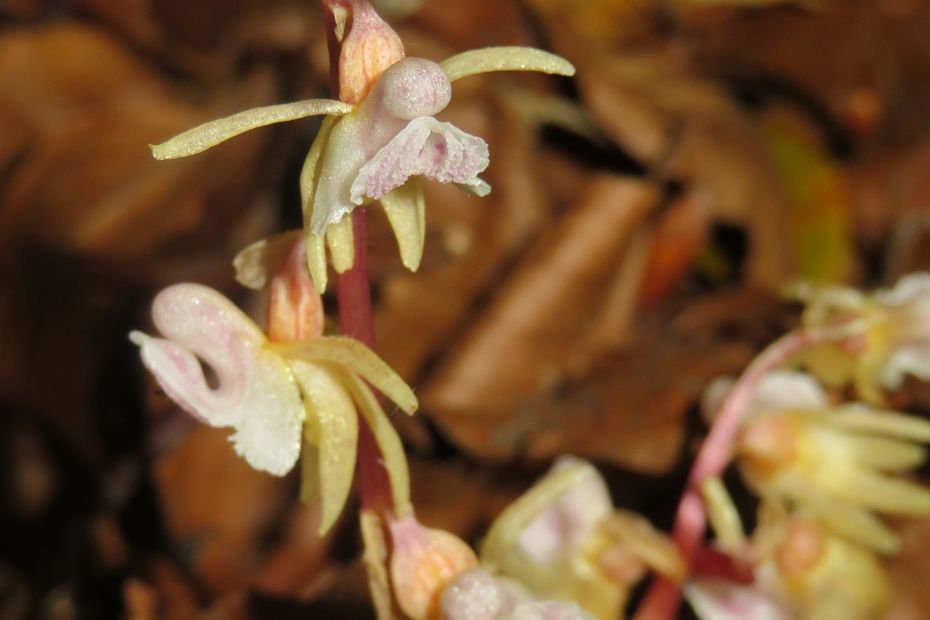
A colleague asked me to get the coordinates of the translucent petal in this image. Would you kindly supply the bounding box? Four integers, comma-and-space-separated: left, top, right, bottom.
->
351, 116, 489, 203
826, 407, 930, 442
800, 494, 901, 555
379, 179, 425, 271
820, 468, 930, 516
306, 234, 329, 295
481, 461, 595, 571
360, 510, 396, 620
151, 99, 351, 160
300, 115, 338, 219
232, 230, 303, 290
310, 112, 370, 234
685, 579, 790, 620
516, 456, 611, 564
600, 510, 685, 581
290, 360, 359, 534
700, 477, 746, 554
342, 371, 412, 518
831, 432, 927, 471
456, 179, 491, 197
440, 47, 576, 83
273, 336, 418, 414
325, 214, 357, 273
129, 284, 303, 475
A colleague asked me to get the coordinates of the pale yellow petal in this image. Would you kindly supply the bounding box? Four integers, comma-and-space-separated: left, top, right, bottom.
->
836, 433, 927, 471
290, 360, 359, 535
823, 469, 930, 516
306, 234, 329, 295
480, 461, 594, 571
343, 371, 412, 518
380, 179, 425, 271
440, 47, 575, 83
771, 475, 902, 554
300, 116, 340, 294
700, 477, 746, 554
326, 214, 356, 273
274, 337, 418, 415
232, 230, 303, 290
300, 115, 340, 212
360, 510, 398, 620
826, 407, 930, 442
151, 99, 352, 160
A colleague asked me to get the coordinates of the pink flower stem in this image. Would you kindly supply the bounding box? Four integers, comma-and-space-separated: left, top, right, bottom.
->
336, 208, 393, 512
632, 326, 844, 620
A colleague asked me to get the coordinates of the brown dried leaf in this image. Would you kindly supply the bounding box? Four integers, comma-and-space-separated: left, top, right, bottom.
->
0, 24, 274, 261
152, 426, 292, 594
425, 287, 784, 473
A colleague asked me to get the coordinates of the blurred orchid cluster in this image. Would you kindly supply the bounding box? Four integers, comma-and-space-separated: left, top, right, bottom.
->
682, 275, 930, 620
128, 0, 930, 619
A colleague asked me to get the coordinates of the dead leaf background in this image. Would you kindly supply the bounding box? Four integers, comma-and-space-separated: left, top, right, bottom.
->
2, 0, 930, 617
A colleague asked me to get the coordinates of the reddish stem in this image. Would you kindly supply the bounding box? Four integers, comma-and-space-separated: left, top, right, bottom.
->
632, 327, 840, 620
335, 208, 393, 512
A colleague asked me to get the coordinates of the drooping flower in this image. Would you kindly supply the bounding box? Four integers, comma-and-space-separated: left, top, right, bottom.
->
150, 0, 575, 292
687, 508, 891, 620
796, 272, 930, 404
480, 457, 684, 620
129, 249, 417, 533
712, 370, 930, 554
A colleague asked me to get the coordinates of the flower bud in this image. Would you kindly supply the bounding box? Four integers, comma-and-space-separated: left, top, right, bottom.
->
321, 0, 405, 104
388, 514, 478, 620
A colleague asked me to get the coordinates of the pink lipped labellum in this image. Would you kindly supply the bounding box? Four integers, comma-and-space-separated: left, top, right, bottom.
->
129, 242, 418, 534
149, 0, 575, 292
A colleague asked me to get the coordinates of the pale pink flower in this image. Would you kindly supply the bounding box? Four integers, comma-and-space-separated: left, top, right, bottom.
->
130, 283, 417, 533
150, 2, 574, 291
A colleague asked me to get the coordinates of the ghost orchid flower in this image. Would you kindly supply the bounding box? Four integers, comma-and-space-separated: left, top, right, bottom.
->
797, 272, 930, 404
719, 371, 930, 554
151, 4, 574, 291
481, 457, 683, 620
129, 282, 417, 534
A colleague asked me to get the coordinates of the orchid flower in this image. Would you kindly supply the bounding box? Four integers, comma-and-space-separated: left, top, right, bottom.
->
687, 509, 891, 620
480, 457, 683, 620
150, 0, 575, 292
130, 279, 417, 534
796, 272, 930, 404
709, 371, 930, 555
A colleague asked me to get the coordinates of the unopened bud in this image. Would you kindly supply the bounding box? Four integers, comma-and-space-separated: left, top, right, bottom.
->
321, 0, 405, 104
389, 515, 478, 620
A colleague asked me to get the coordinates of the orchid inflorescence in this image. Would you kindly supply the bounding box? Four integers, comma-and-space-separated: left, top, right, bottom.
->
131, 1, 930, 619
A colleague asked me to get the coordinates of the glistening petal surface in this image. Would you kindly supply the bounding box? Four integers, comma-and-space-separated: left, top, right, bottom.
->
130, 284, 304, 475
274, 337, 418, 414
291, 361, 359, 534
350, 116, 489, 203
440, 46, 576, 82
151, 99, 352, 159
